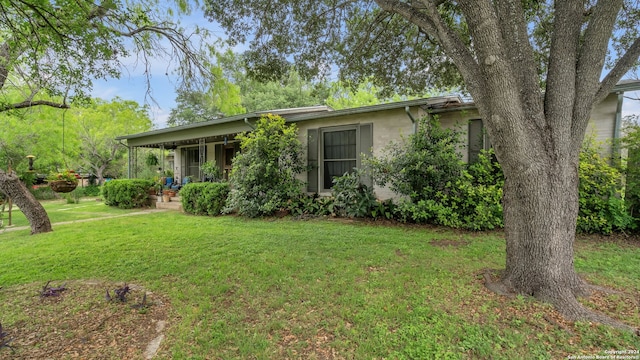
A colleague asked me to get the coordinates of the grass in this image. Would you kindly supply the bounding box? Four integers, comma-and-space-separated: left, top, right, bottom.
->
1, 198, 142, 228
0, 203, 639, 359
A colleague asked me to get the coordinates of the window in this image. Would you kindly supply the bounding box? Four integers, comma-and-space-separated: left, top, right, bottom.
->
307, 123, 373, 192
323, 128, 357, 189
468, 119, 491, 163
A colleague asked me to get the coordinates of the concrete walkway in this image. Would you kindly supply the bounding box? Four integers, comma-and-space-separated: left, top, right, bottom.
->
1, 208, 168, 233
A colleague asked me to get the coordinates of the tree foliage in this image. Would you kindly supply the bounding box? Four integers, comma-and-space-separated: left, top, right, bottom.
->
168, 64, 245, 127
75, 98, 153, 182
0, 0, 208, 234
215, 49, 329, 112
0, 0, 209, 112
226, 114, 306, 217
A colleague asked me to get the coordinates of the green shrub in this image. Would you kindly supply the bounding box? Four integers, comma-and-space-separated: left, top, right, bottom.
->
577, 144, 633, 234
180, 182, 230, 216
331, 171, 378, 218
200, 161, 223, 182
394, 175, 503, 230
83, 184, 102, 197
366, 116, 464, 202
226, 114, 306, 217
30, 186, 57, 200
102, 179, 154, 209
622, 119, 640, 227
287, 194, 335, 217
367, 119, 502, 230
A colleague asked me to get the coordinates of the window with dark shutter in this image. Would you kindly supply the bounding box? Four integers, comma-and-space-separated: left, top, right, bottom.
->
310, 123, 373, 192
468, 119, 490, 163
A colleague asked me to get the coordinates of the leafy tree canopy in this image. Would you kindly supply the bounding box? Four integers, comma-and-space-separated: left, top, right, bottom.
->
204, 1, 640, 95
0, 0, 210, 112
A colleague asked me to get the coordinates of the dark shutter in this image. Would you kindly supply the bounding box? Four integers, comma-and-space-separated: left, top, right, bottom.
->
215, 144, 224, 173
468, 119, 483, 163
307, 128, 318, 193
359, 123, 373, 188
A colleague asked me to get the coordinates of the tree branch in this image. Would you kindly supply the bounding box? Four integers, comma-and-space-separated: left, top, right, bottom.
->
596, 36, 640, 103
493, 0, 543, 118
0, 100, 69, 112
572, 0, 623, 150
373, 0, 482, 94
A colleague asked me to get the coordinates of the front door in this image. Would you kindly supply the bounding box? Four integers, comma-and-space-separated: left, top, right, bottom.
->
184, 147, 202, 179
216, 142, 240, 180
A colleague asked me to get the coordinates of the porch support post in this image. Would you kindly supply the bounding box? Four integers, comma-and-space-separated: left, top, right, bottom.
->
128, 146, 134, 179
198, 138, 205, 181
160, 145, 165, 174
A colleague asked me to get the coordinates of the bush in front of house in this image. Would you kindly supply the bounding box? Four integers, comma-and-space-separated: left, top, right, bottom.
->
102, 179, 154, 209
622, 118, 640, 229
366, 116, 465, 203
331, 170, 378, 218
180, 182, 230, 216
577, 140, 633, 234
393, 151, 504, 230
226, 114, 306, 217
287, 193, 335, 217
366, 118, 503, 230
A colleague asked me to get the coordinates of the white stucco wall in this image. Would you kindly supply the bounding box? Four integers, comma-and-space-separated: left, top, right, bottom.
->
295, 107, 417, 200
293, 95, 619, 201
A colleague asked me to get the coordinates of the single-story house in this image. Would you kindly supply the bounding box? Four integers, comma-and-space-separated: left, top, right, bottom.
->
116, 80, 640, 200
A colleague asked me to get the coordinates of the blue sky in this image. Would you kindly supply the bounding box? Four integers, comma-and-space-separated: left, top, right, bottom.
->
89, 8, 640, 130
90, 8, 226, 128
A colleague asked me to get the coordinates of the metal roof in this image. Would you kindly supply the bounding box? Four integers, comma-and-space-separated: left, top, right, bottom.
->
116, 80, 640, 142
116, 95, 462, 141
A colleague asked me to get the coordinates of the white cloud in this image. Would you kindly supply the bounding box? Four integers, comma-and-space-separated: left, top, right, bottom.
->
148, 105, 172, 129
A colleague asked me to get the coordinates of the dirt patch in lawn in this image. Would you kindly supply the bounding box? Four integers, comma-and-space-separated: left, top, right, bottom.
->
0, 280, 171, 359
429, 238, 470, 248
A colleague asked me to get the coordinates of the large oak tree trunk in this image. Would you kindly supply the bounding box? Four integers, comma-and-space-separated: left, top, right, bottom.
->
0, 170, 52, 234
501, 156, 586, 295
499, 150, 634, 330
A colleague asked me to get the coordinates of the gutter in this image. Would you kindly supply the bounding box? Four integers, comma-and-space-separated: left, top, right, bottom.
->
405, 106, 418, 133
613, 92, 624, 158
244, 117, 255, 130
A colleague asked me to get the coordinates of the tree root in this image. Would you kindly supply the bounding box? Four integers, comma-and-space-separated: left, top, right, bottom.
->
542, 314, 574, 336
480, 268, 639, 335
585, 284, 625, 296
481, 269, 515, 299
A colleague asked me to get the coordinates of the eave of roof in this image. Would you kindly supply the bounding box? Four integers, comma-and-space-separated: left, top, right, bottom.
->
613, 79, 640, 93
116, 95, 463, 140
116, 80, 640, 141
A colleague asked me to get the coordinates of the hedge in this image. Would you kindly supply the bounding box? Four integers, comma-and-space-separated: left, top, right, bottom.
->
180, 182, 230, 216
102, 179, 154, 209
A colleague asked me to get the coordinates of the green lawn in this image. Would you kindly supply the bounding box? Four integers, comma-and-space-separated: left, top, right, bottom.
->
1, 198, 141, 228
0, 204, 638, 359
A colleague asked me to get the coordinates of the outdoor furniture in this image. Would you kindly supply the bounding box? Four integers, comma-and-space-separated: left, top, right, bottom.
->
170, 177, 191, 191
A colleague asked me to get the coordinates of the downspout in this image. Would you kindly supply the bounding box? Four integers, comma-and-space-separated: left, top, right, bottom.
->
404, 106, 418, 133
244, 117, 255, 130
613, 92, 624, 159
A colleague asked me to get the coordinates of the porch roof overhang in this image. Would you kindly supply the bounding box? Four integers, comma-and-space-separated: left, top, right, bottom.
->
116, 96, 465, 149
116, 114, 258, 149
